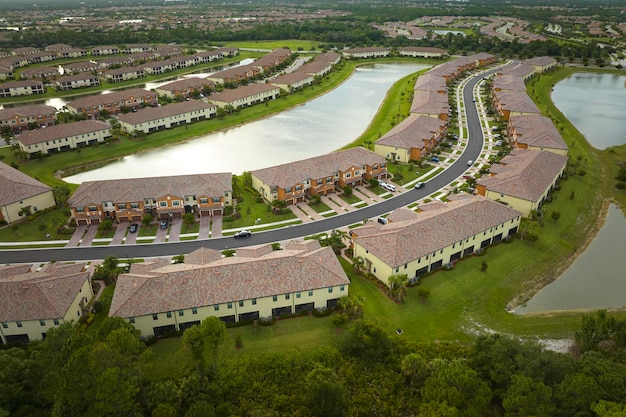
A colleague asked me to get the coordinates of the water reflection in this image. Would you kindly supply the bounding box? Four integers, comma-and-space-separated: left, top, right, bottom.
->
552, 72, 626, 149
65, 62, 429, 182
516, 205, 626, 314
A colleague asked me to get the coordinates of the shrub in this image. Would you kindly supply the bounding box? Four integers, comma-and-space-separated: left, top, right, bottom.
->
616, 182, 626, 190
0, 220, 7, 226
312, 307, 332, 318
258, 316, 275, 326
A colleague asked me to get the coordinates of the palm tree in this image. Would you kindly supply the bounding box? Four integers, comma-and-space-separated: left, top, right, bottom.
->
388, 274, 409, 303
352, 255, 365, 274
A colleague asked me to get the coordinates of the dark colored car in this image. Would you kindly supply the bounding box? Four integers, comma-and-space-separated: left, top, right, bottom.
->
129, 223, 138, 233
160, 219, 168, 230
234, 230, 252, 238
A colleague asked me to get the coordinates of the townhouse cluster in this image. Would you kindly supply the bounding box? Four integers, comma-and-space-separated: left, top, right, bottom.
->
0, 43, 239, 97
349, 55, 569, 287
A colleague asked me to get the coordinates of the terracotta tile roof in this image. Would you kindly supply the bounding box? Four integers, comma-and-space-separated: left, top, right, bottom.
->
117, 100, 216, 125
414, 73, 447, 92
399, 46, 447, 54
494, 90, 541, 114
477, 149, 568, 201
55, 74, 99, 83
499, 62, 535, 79
524, 56, 557, 67
183, 248, 222, 265
17, 120, 110, 146
509, 114, 568, 151
0, 263, 89, 321
104, 66, 143, 75
270, 71, 314, 86
492, 74, 527, 91
410, 90, 449, 115
344, 47, 390, 54
66, 88, 156, 111
251, 147, 386, 189
353, 195, 522, 267
156, 77, 214, 92
314, 51, 341, 63
251, 48, 291, 69
0, 161, 52, 206
0, 104, 57, 120
376, 114, 446, 148
68, 172, 232, 207
109, 243, 349, 317
208, 83, 280, 104
0, 80, 43, 88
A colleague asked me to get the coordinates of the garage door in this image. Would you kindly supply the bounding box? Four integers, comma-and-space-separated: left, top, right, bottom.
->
77, 219, 88, 226
91, 218, 100, 225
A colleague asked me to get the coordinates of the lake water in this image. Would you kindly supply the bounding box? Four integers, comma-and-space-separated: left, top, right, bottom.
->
432, 30, 465, 36
551, 72, 626, 149
516, 204, 626, 314
65, 62, 429, 182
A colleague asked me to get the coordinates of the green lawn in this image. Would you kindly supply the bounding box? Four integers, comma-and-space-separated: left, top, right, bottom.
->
180, 221, 200, 235
88, 283, 116, 331
0, 206, 72, 242
340, 193, 362, 205
307, 201, 333, 214
138, 224, 158, 237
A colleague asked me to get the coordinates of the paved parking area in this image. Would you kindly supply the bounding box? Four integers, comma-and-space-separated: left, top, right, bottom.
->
199, 216, 211, 239
110, 224, 128, 245
80, 226, 98, 246
211, 216, 222, 238
66, 226, 86, 247
167, 218, 183, 241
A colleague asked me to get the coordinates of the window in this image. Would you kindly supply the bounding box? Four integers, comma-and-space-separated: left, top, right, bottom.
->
117, 203, 126, 210
173, 201, 180, 206
296, 292, 301, 298
273, 295, 278, 302
328, 287, 333, 293
200, 198, 208, 204
340, 285, 345, 291
285, 294, 290, 300
212, 197, 220, 203
152, 314, 158, 320
131, 203, 139, 209
252, 298, 257, 305
214, 305, 219, 311
227, 302, 233, 309
129, 317, 135, 324
178, 310, 184, 316
160, 201, 167, 207
166, 312, 172, 318
239, 300, 244, 307
53, 318, 60, 325
40, 319, 46, 326
192, 308, 198, 314
88, 206, 97, 212
309, 290, 313, 296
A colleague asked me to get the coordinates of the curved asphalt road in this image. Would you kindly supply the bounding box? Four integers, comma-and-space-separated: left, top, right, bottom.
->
0, 67, 503, 264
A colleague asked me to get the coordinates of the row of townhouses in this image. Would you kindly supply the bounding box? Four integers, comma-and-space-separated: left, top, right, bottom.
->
0, 161, 56, 225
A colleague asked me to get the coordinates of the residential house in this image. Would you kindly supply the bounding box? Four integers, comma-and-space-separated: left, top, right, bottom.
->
297, 60, 334, 77
208, 83, 280, 110
270, 71, 315, 92
0, 65, 13, 81
314, 51, 341, 65
68, 172, 233, 225
66, 88, 157, 116
508, 114, 569, 155
108, 240, 349, 337
194, 50, 223, 64
492, 89, 541, 120
0, 56, 30, 70
123, 44, 152, 54
44, 43, 73, 52
498, 62, 536, 82
58, 48, 88, 59
20, 66, 60, 80
524, 56, 558, 73
475, 149, 568, 216
54, 73, 101, 91
141, 59, 179, 75
0, 161, 56, 224
375, 114, 447, 162
206, 65, 260, 85
0, 80, 45, 98
17, 120, 112, 157
91, 45, 121, 56
98, 56, 135, 69
410, 89, 449, 120
351, 194, 522, 286
398, 46, 448, 58
103, 66, 145, 83
215, 47, 239, 57
155, 77, 215, 99
117, 100, 217, 134
492, 74, 527, 92
61, 61, 99, 74
25, 51, 57, 65
413, 73, 448, 94
250, 48, 291, 73
251, 147, 387, 204
0, 263, 93, 345
11, 47, 40, 56
0, 104, 57, 133
466, 52, 497, 67
342, 47, 391, 59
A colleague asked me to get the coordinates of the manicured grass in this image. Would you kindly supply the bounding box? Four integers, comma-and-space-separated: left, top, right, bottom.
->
88, 283, 115, 331
307, 202, 333, 214
0, 206, 72, 242
138, 224, 158, 237
180, 222, 200, 234
179, 236, 197, 241
222, 39, 322, 51
95, 228, 116, 239
146, 315, 337, 381
227, 187, 298, 229
339, 193, 362, 205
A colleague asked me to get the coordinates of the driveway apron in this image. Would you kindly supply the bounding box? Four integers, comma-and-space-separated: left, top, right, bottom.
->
211, 216, 222, 238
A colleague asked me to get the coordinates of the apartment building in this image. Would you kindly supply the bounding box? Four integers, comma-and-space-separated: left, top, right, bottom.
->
116, 100, 217, 134
17, 120, 112, 157
0, 161, 55, 224
375, 114, 447, 162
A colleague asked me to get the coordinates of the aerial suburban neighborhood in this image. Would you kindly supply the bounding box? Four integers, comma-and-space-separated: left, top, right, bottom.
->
0, 0, 625, 415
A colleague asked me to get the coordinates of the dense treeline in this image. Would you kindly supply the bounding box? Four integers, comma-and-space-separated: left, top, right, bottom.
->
1, 310, 626, 417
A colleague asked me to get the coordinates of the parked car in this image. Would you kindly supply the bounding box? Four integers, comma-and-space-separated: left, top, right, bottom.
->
430, 157, 440, 163
414, 182, 425, 189
160, 219, 168, 230
377, 217, 388, 225
467, 160, 474, 166
378, 180, 387, 188
495, 140, 503, 147
234, 230, 252, 238
129, 223, 138, 233
385, 184, 397, 192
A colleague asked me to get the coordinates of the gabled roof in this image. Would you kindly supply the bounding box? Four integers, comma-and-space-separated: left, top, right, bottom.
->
117, 100, 216, 125
0, 263, 89, 321
68, 172, 232, 207
0, 161, 52, 206
17, 120, 110, 146
509, 114, 568, 151
208, 83, 279, 104
109, 242, 349, 317
376, 114, 446, 149
477, 149, 568, 201
353, 194, 521, 267
0, 104, 57, 120
251, 147, 385, 189
410, 90, 449, 115
494, 90, 541, 114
